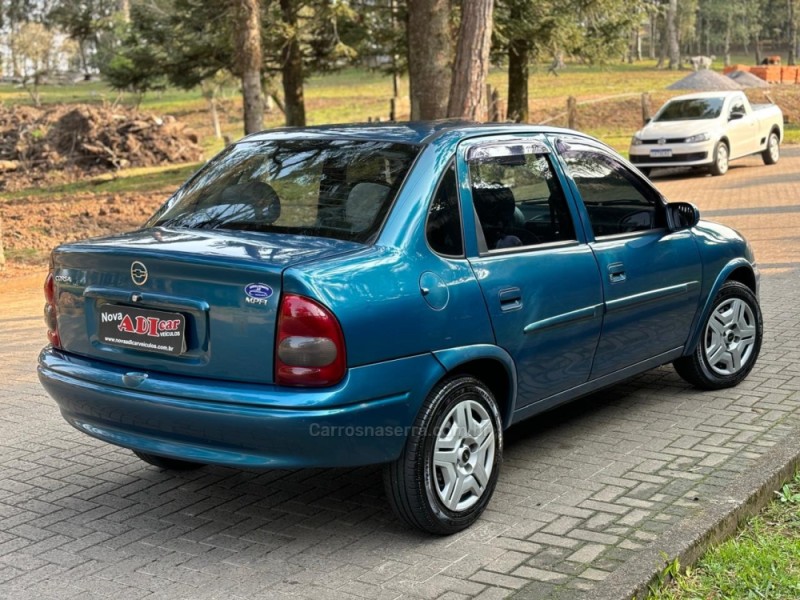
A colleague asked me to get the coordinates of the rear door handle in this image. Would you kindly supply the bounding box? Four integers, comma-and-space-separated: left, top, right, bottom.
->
608, 262, 626, 283
499, 287, 522, 312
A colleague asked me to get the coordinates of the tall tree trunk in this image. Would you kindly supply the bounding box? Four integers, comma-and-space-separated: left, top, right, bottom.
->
447, 0, 493, 120
755, 31, 762, 64
117, 0, 130, 23
666, 0, 680, 70
789, 0, 797, 66
235, 0, 265, 135
724, 13, 732, 66
649, 9, 657, 59
407, 0, 452, 120
507, 37, 529, 123
280, 0, 306, 126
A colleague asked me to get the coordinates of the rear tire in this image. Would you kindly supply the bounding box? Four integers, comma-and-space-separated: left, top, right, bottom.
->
762, 131, 780, 165
709, 141, 729, 176
133, 451, 205, 471
673, 281, 762, 390
384, 376, 503, 535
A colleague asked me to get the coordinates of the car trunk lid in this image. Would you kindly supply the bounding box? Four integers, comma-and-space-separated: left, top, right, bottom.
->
50, 227, 360, 384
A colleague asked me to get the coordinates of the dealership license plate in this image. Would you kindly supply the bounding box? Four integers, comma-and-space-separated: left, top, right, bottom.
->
98, 304, 186, 356
650, 149, 673, 158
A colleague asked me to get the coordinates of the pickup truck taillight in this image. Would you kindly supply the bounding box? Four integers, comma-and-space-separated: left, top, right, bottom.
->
43, 272, 61, 348
275, 294, 346, 387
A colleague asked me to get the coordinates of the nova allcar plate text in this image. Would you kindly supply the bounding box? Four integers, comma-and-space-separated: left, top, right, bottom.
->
98, 304, 186, 356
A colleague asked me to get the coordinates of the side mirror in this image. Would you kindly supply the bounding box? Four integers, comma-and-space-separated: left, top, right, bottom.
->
729, 111, 745, 121
644, 117, 652, 124
668, 201, 700, 230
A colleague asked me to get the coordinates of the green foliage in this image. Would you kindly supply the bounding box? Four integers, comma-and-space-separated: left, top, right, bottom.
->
100, 33, 168, 98
48, 0, 117, 46
776, 481, 800, 504
494, 0, 644, 64
649, 472, 800, 600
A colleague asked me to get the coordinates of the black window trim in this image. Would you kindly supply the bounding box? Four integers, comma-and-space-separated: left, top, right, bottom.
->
467, 149, 580, 257
558, 141, 670, 241
424, 158, 466, 259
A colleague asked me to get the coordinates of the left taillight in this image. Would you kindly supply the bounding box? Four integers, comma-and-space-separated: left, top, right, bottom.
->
44, 271, 61, 348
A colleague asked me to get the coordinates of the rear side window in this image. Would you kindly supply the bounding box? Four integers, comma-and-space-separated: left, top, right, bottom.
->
426, 163, 463, 256
148, 139, 420, 243
468, 148, 576, 252
562, 149, 665, 237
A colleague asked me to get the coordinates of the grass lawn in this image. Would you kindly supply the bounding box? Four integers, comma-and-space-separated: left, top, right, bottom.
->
2, 59, 799, 199
648, 472, 800, 599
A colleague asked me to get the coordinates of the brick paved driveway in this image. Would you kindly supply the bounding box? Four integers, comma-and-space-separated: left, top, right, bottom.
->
1, 151, 799, 600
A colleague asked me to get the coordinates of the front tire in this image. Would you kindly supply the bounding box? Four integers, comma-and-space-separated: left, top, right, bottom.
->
762, 131, 780, 165
673, 281, 762, 390
133, 451, 206, 471
709, 141, 729, 176
384, 376, 503, 535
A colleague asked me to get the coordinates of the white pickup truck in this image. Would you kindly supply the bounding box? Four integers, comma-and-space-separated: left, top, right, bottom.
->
628, 91, 783, 176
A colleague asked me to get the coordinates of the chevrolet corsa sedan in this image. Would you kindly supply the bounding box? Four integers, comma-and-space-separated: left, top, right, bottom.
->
39, 123, 763, 534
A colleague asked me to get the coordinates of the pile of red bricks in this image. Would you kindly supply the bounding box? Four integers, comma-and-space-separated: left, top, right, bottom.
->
723, 62, 800, 84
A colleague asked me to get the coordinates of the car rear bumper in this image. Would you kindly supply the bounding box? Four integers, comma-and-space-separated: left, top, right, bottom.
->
38, 347, 445, 469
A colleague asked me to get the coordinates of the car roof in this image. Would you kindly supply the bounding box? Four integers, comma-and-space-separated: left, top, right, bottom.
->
242, 121, 584, 146
668, 91, 742, 102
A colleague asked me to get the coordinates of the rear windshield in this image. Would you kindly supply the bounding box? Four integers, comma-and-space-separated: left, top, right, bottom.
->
654, 98, 724, 121
148, 139, 421, 243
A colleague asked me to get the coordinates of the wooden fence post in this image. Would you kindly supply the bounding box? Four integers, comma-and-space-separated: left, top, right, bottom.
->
641, 92, 651, 124
567, 96, 577, 129
491, 88, 503, 122
0, 217, 5, 270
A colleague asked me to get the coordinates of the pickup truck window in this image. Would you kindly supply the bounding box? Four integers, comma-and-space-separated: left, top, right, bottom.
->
730, 101, 746, 116
655, 98, 724, 121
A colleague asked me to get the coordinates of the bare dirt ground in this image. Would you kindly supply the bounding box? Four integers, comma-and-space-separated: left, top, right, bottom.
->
1, 191, 166, 280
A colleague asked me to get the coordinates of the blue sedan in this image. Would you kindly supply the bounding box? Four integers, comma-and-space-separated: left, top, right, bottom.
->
39, 122, 762, 534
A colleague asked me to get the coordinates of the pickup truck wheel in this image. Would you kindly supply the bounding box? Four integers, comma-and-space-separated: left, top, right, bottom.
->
384, 375, 502, 534
133, 451, 206, 471
762, 132, 780, 165
709, 141, 729, 176
673, 281, 762, 390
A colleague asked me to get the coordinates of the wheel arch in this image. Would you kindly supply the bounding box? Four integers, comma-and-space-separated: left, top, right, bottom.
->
769, 125, 782, 143
684, 259, 757, 355
432, 345, 517, 429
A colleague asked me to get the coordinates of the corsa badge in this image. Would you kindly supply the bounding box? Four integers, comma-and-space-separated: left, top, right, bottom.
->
131, 261, 148, 286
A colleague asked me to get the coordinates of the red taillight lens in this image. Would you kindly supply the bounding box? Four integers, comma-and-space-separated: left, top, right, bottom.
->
43, 272, 61, 348
275, 294, 346, 387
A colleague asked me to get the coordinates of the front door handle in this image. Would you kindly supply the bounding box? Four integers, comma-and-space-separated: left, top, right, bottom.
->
608, 262, 626, 283
499, 287, 522, 312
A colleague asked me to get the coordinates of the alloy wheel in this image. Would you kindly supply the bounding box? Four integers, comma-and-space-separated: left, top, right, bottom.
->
432, 399, 496, 512
716, 143, 729, 174
768, 134, 780, 162
704, 297, 756, 376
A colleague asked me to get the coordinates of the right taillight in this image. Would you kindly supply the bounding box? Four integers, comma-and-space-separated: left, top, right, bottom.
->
275, 294, 346, 387
44, 271, 61, 348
